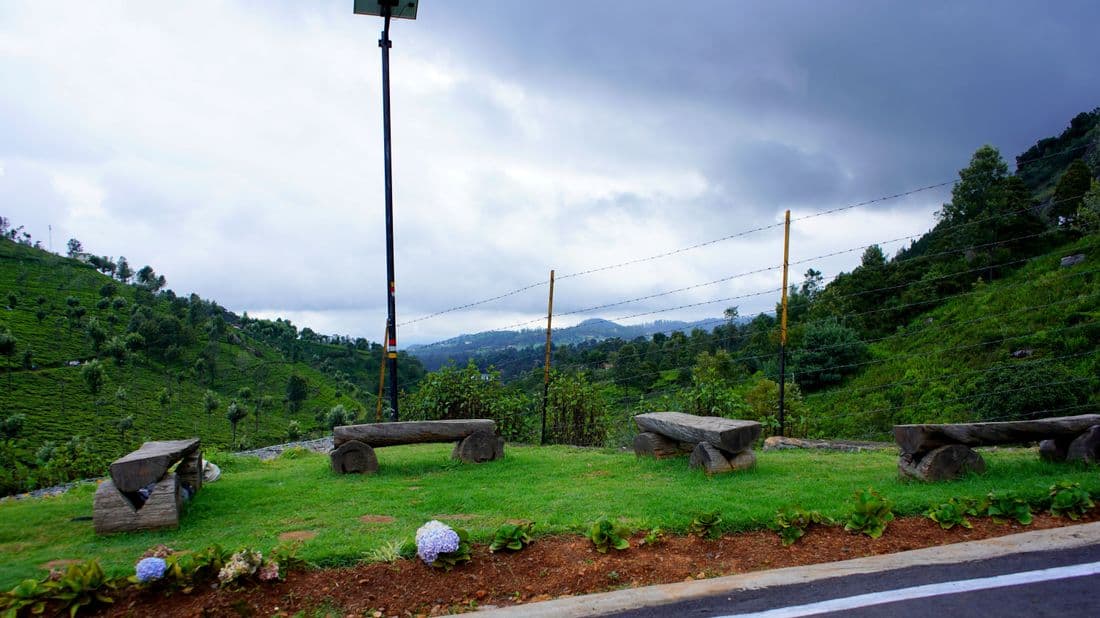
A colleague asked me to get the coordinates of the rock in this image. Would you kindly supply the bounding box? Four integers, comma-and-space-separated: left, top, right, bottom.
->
1060, 254, 1086, 268
1010, 348, 1034, 359
898, 444, 986, 481
1066, 425, 1100, 464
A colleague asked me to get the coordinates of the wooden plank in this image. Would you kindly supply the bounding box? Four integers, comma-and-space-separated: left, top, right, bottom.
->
333, 419, 497, 447
893, 415, 1100, 455
634, 412, 761, 454
93, 475, 180, 534
109, 439, 201, 493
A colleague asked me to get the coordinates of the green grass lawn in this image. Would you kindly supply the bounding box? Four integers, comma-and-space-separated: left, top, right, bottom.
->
2, 444, 1097, 588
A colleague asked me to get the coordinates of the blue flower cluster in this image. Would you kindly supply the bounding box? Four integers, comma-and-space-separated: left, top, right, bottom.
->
415, 520, 459, 564
134, 557, 167, 583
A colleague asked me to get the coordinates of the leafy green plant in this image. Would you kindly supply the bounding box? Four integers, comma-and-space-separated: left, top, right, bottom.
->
589, 517, 630, 553
430, 528, 472, 570
1, 578, 48, 615
689, 511, 723, 539
366, 541, 405, 563
925, 498, 980, 530
397, 539, 417, 560
1049, 481, 1094, 520
985, 491, 1033, 525
47, 559, 118, 617
489, 521, 534, 553
640, 527, 664, 546
844, 488, 894, 539
770, 506, 834, 546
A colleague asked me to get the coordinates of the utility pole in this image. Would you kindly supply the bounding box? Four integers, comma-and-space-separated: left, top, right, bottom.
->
540, 270, 555, 445
354, 0, 419, 420
376, 325, 388, 422
777, 210, 791, 437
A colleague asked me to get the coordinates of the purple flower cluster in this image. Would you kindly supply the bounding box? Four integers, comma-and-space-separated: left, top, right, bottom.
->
134, 557, 167, 583
415, 520, 459, 564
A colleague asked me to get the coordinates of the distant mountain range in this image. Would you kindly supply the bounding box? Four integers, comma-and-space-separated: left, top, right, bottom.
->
407, 317, 740, 370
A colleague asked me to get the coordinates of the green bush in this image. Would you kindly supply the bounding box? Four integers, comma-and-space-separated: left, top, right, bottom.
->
971, 362, 1091, 421
844, 488, 894, 539
770, 506, 834, 546
588, 517, 630, 553
790, 319, 868, 391
544, 370, 610, 446
402, 361, 534, 442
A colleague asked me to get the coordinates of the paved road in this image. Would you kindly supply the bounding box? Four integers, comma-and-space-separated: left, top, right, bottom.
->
610, 544, 1100, 617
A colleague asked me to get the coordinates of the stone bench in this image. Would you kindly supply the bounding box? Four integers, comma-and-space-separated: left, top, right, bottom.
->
329, 419, 504, 474
893, 414, 1100, 481
93, 438, 202, 534
632, 412, 761, 475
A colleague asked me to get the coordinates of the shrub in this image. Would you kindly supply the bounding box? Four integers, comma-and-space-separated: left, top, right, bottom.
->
770, 506, 834, 546
544, 370, 611, 446
415, 521, 471, 570
744, 379, 807, 437
402, 361, 534, 442
844, 488, 894, 539
689, 511, 723, 539
790, 319, 868, 391
925, 498, 980, 530
985, 491, 1032, 525
1048, 481, 1094, 520
489, 521, 534, 553
588, 517, 630, 553
971, 362, 1091, 421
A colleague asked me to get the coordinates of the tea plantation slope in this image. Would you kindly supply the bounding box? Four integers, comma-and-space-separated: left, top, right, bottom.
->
0, 238, 402, 489
806, 233, 1100, 438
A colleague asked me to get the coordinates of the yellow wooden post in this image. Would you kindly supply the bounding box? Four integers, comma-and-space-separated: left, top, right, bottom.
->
540, 270, 555, 445
778, 210, 791, 436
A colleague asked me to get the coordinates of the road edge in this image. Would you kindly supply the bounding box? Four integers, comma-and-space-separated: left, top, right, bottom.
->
467, 521, 1100, 617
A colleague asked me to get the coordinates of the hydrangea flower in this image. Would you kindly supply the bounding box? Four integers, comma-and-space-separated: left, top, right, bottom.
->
218, 550, 262, 584
135, 557, 167, 583
415, 520, 460, 564
258, 561, 280, 582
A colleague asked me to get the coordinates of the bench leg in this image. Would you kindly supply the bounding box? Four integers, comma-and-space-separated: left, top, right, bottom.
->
898, 445, 986, 481
93, 475, 180, 534
452, 430, 504, 463
330, 440, 379, 474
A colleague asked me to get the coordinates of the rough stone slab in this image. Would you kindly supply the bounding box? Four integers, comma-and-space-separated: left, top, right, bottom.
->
634, 412, 761, 454
1066, 425, 1100, 464
333, 419, 497, 448
893, 415, 1100, 455
452, 430, 505, 463
330, 440, 379, 474
898, 444, 986, 481
94, 475, 180, 534
109, 439, 201, 493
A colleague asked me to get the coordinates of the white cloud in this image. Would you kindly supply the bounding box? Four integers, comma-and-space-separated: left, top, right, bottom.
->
0, 1, 1094, 346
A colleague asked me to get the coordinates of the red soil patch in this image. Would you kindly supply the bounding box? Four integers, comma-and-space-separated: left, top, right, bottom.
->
359, 515, 397, 524
277, 531, 317, 542
97, 512, 1100, 618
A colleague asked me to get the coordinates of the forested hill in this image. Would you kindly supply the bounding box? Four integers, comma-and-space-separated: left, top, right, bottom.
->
0, 237, 424, 495
407, 317, 732, 371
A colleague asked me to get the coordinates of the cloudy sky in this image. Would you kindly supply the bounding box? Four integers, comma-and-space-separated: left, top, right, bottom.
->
1, 1, 1097, 346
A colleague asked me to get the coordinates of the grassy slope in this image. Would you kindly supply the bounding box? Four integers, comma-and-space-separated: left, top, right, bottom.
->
0, 240, 362, 454
806, 233, 1100, 438
1, 445, 1097, 588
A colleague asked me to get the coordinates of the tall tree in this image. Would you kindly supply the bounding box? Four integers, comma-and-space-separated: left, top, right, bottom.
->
66, 238, 83, 258
0, 329, 16, 392
1052, 159, 1093, 221
226, 401, 248, 446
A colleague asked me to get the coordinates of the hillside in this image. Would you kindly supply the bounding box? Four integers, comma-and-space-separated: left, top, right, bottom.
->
408, 317, 731, 371
0, 239, 424, 494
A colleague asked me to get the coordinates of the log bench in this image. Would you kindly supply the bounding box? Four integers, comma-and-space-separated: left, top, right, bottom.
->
330, 419, 504, 474
893, 414, 1100, 481
633, 412, 761, 475
93, 438, 202, 534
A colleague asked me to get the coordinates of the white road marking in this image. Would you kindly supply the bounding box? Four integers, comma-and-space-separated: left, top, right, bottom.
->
714, 560, 1100, 618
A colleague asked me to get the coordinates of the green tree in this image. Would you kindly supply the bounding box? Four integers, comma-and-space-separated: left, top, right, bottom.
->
85, 317, 107, 353
286, 374, 308, 412
157, 387, 171, 417
82, 359, 105, 398
544, 370, 609, 446
115, 415, 134, 445
115, 256, 133, 283
938, 145, 1009, 224
1076, 180, 1100, 233
1052, 159, 1093, 221
226, 401, 248, 446
66, 238, 83, 258
325, 404, 350, 430
203, 390, 220, 416
789, 319, 867, 391
0, 329, 16, 391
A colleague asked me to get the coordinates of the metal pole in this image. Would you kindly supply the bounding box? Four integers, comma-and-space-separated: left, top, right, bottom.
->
778, 210, 791, 437
379, 8, 399, 420
540, 270, 555, 445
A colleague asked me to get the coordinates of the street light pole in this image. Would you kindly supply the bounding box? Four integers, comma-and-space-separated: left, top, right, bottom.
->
354, 1, 418, 421
379, 7, 399, 420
